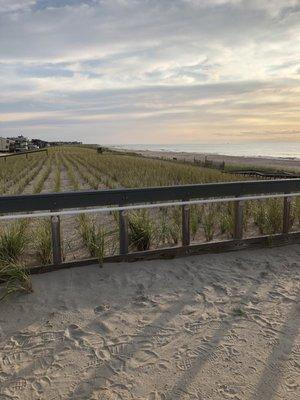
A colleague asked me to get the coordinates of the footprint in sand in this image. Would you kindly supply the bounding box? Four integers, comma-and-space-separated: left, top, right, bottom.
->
166, 386, 202, 400
218, 383, 244, 399
133, 295, 157, 307
107, 342, 134, 358
11, 377, 27, 391
144, 391, 166, 400
184, 320, 206, 335
92, 391, 121, 400
174, 347, 199, 371
11, 331, 65, 349
285, 377, 299, 392
73, 359, 104, 377
137, 325, 177, 347
127, 349, 159, 370
90, 384, 133, 400
223, 344, 239, 358
152, 334, 174, 347
1, 349, 32, 370
176, 357, 193, 371
94, 304, 111, 314
32, 376, 51, 394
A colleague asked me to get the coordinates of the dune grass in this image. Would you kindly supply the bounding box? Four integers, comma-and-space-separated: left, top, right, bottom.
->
78, 214, 117, 266
0, 220, 32, 300
35, 219, 53, 265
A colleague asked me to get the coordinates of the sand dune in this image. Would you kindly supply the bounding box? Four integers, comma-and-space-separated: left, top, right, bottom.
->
0, 245, 299, 399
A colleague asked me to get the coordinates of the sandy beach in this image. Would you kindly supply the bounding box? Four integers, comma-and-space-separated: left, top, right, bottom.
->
132, 149, 300, 172
0, 245, 299, 399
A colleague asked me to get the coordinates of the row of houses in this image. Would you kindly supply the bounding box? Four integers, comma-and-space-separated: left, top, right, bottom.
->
0, 135, 49, 153
0, 135, 82, 153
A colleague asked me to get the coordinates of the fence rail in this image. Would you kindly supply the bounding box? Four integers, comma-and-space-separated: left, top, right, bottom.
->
230, 169, 300, 179
0, 178, 299, 273
0, 148, 48, 160
1, 179, 300, 213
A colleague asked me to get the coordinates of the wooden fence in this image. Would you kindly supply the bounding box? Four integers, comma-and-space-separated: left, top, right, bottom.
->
0, 148, 48, 161
0, 179, 299, 274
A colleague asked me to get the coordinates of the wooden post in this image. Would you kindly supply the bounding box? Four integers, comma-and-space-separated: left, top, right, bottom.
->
51, 215, 62, 265
182, 205, 190, 246
283, 195, 291, 234
234, 199, 244, 239
119, 210, 129, 254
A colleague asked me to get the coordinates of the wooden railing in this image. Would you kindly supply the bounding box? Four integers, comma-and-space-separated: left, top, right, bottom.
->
0, 179, 299, 273
0, 148, 48, 161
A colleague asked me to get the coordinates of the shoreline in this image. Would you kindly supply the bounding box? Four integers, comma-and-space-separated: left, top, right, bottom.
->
116, 148, 300, 171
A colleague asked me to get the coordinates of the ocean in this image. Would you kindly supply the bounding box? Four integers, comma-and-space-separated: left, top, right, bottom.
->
113, 141, 300, 159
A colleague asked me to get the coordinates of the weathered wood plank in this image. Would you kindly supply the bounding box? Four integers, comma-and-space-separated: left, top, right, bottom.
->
119, 210, 129, 255
28, 231, 300, 275
283, 195, 291, 234
182, 205, 190, 246
51, 215, 62, 265
234, 200, 244, 239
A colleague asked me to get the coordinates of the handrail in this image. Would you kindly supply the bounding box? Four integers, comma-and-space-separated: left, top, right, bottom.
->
0, 179, 300, 213
0, 192, 299, 221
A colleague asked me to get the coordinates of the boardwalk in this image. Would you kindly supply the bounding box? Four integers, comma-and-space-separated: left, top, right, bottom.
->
0, 245, 299, 400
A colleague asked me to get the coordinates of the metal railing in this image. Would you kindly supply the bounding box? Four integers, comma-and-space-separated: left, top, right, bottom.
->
0, 179, 300, 272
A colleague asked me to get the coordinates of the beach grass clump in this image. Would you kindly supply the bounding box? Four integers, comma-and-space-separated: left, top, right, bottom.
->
291, 196, 300, 229
0, 152, 47, 195
202, 206, 216, 241
0, 261, 32, 301
243, 201, 252, 232
157, 208, 171, 246
0, 220, 28, 262
217, 203, 234, 237
33, 158, 52, 194
170, 207, 182, 245
78, 214, 116, 265
296, 196, 300, 224
158, 207, 182, 246
253, 198, 283, 235
157, 207, 181, 246
219, 208, 234, 237
62, 157, 80, 190
0, 220, 32, 300
66, 155, 100, 189
13, 156, 46, 194
190, 205, 201, 240
35, 219, 52, 265
129, 210, 153, 251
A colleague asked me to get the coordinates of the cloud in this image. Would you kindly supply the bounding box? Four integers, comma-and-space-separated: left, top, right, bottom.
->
0, 0, 299, 144
0, 0, 35, 12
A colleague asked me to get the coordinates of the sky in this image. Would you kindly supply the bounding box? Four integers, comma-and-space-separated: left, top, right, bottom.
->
0, 0, 300, 145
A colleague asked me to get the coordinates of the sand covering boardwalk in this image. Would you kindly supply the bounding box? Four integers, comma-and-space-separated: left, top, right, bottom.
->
0, 245, 299, 400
